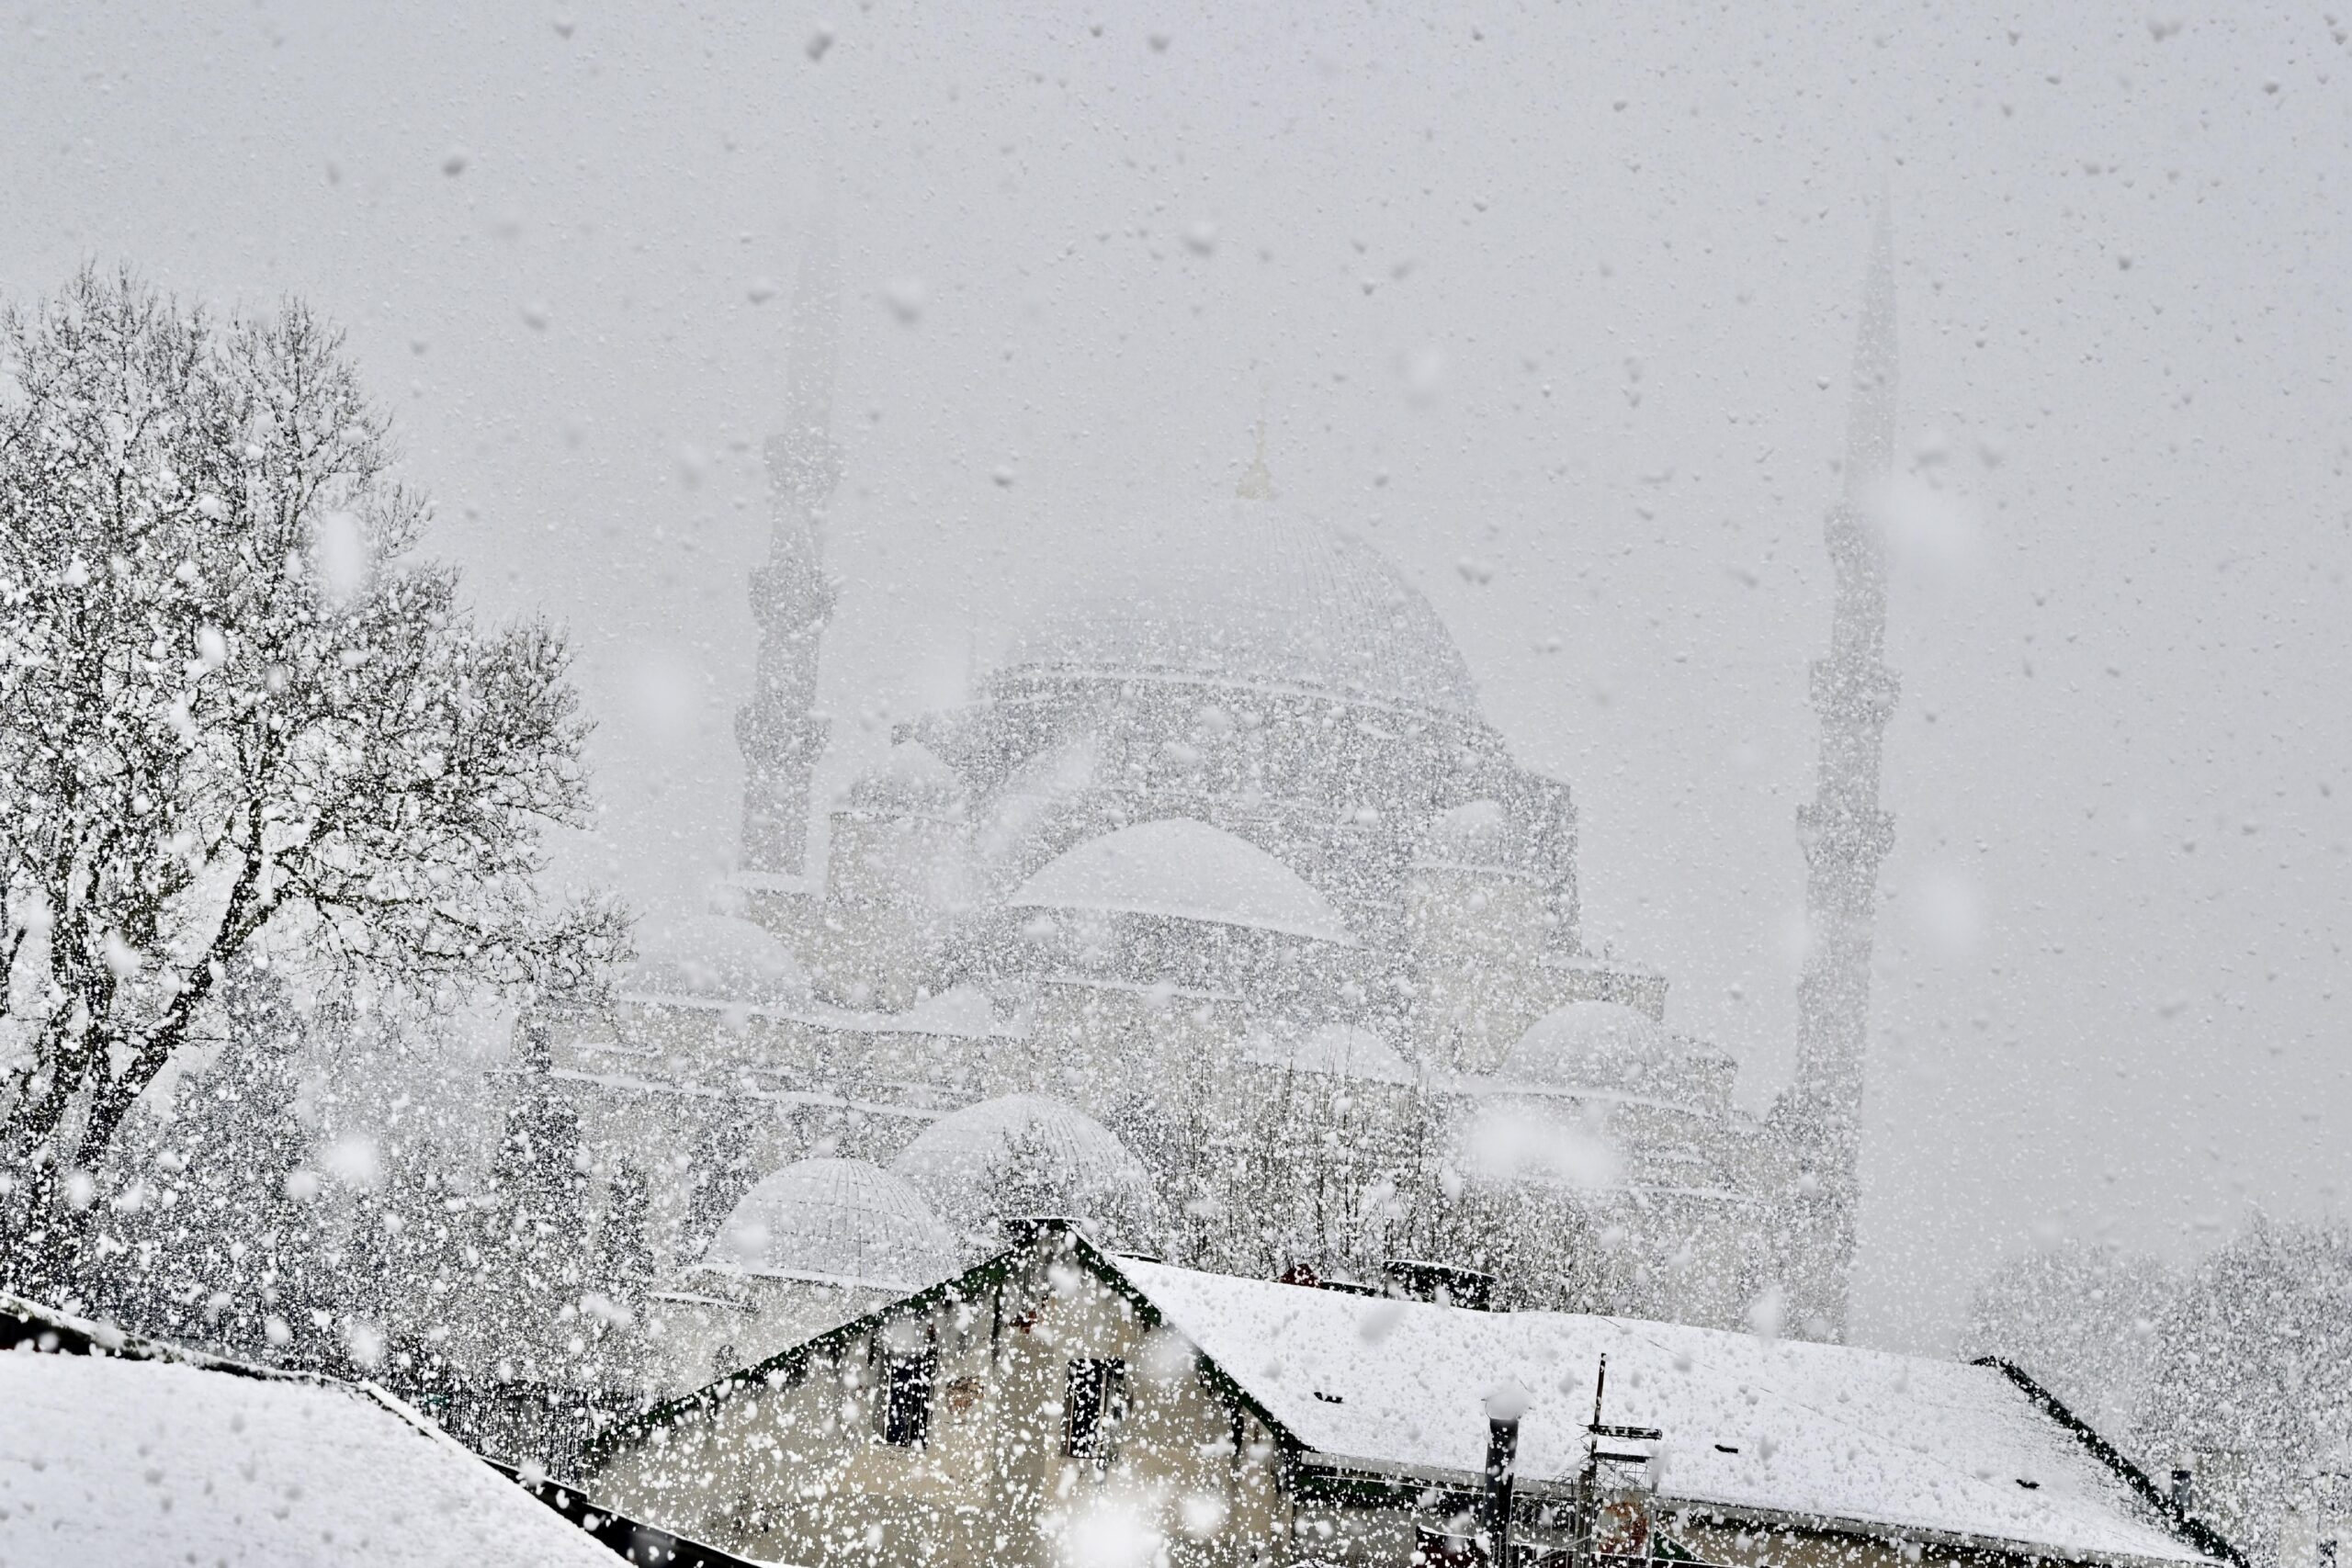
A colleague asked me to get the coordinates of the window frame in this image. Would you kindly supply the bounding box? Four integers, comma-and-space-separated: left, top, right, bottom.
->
871, 1328, 939, 1450
1063, 1356, 1129, 1466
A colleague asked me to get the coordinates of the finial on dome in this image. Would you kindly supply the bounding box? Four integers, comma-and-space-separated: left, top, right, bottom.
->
1236, 420, 1277, 502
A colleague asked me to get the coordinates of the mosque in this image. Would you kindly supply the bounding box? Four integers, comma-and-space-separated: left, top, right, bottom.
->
546, 222, 1902, 1392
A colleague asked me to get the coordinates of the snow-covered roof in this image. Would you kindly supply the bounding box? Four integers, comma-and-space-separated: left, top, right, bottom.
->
623, 910, 808, 1006
993, 500, 1480, 721
0, 1349, 619, 1568
1244, 1021, 1419, 1085
841, 739, 966, 819
1007, 817, 1356, 945
1110, 1257, 2210, 1567
797, 983, 1018, 1039
700, 1157, 961, 1291
889, 1092, 1159, 1241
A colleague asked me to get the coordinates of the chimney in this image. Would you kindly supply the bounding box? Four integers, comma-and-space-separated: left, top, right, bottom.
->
1484, 1383, 1530, 1566
2171, 1467, 2196, 1517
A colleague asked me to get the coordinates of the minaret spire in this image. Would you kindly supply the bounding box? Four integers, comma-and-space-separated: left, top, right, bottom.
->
1779, 199, 1901, 1343
736, 221, 843, 888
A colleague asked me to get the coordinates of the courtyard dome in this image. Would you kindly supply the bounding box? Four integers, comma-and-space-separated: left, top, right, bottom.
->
1246, 1022, 1419, 1086
623, 912, 808, 1006
1501, 999, 1679, 1095
1007, 818, 1355, 945
994, 501, 1479, 721
842, 740, 965, 821
699, 1159, 959, 1291
890, 1094, 1159, 1245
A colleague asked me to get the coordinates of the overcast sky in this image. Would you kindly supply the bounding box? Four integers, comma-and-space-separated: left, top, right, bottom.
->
6, 0, 2347, 1350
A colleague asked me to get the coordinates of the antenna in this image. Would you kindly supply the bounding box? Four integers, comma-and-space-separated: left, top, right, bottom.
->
1576, 1353, 1666, 1568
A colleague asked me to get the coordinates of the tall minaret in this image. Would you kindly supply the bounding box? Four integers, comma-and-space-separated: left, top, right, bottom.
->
1779, 206, 1901, 1343
736, 227, 842, 886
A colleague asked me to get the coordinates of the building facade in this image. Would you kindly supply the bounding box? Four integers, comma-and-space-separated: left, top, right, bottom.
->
586, 1226, 2232, 1568
532, 222, 1908, 1392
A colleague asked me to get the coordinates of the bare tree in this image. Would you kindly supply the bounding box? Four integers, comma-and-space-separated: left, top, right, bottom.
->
0, 269, 627, 1288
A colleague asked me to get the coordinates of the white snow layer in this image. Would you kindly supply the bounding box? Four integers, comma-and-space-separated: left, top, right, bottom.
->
1007, 817, 1357, 944
700, 1156, 961, 1289
1113, 1259, 2209, 1567
0, 1351, 623, 1568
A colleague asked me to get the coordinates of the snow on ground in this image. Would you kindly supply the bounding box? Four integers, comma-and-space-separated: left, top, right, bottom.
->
1114, 1258, 2210, 1567
0, 1351, 624, 1568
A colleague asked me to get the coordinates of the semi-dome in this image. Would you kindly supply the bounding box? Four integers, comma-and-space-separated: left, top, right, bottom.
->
1007, 818, 1355, 945
1245, 1021, 1419, 1086
994, 501, 1479, 720
1501, 999, 1679, 1095
699, 1158, 959, 1290
623, 912, 808, 1006
890, 1094, 1159, 1245
842, 740, 965, 821
1415, 798, 1522, 872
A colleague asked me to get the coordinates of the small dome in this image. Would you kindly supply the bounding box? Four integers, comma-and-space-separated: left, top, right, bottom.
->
700, 1158, 959, 1290
890, 1094, 1159, 1246
1501, 999, 1678, 1095
842, 741, 965, 820
1007, 818, 1354, 945
1245, 1022, 1419, 1086
1415, 798, 1521, 871
625, 912, 808, 1005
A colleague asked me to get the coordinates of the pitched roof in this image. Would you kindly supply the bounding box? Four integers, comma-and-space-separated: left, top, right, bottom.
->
602, 1233, 2228, 1568
1114, 1257, 2217, 1568
0, 1295, 622, 1568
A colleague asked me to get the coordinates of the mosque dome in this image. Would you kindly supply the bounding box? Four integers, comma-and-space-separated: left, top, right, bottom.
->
1245, 1021, 1419, 1086
1500, 999, 1680, 1096
623, 912, 808, 1006
1007, 818, 1355, 945
842, 741, 965, 821
699, 1158, 959, 1291
994, 502, 1479, 721
890, 1094, 1159, 1245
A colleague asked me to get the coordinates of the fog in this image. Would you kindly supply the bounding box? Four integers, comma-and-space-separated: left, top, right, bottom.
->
7, 0, 2345, 1354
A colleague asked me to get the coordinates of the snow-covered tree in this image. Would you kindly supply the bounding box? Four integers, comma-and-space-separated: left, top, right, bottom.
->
83, 953, 335, 1362
1964, 1241, 2180, 1440
0, 270, 626, 1288
2135, 1219, 2352, 1566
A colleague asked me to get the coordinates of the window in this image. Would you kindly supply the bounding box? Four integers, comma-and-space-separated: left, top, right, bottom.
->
1064, 1357, 1127, 1463
874, 1336, 937, 1449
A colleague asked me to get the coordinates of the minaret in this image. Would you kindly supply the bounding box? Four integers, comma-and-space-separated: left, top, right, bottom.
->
1780, 206, 1901, 1343
736, 227, 842, 888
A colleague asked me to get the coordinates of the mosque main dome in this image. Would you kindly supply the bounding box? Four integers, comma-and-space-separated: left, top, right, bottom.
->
991, 502, 1480, 722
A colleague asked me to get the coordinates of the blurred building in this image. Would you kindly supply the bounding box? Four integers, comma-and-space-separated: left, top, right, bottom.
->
546, 225, 1905, 1374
